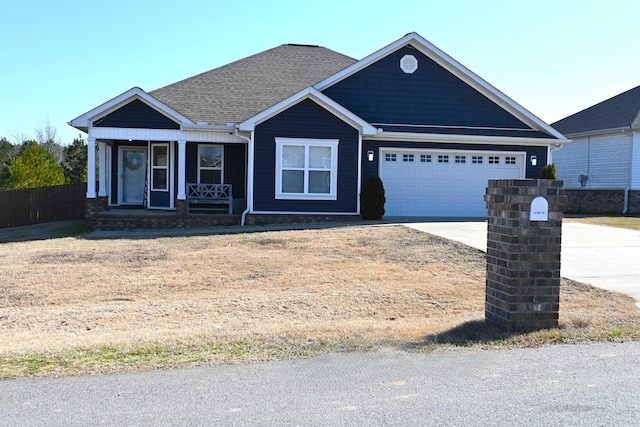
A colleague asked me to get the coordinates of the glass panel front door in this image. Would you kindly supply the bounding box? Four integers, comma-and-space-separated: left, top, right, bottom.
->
121, 148, 147, 205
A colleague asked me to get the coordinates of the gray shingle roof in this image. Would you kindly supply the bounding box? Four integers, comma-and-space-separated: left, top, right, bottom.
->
552, 85, 640, 135
150, 44, 357, 126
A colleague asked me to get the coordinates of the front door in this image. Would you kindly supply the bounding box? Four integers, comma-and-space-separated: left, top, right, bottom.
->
119, 147, 147, 205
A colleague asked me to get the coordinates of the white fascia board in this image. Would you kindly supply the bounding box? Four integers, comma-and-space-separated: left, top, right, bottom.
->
238, 87, 377, 135
315, 32, 567, 141
560, 126, 640, 139
370, 131, 564, 147
68, 87, 194, 129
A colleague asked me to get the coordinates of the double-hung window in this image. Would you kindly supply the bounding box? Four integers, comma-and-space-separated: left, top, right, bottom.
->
275, 138, 338, 200
198, 145, 223, 184
151, 144, 168, 191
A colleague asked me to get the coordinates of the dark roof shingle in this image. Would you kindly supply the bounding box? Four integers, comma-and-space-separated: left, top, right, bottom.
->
150, 44, 357, 126
552, 85, 640, 135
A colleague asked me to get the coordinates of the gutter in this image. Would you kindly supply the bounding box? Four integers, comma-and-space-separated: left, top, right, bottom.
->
234, 129, 253, 225
562, 125, 640, 139
371, 131, 566, 146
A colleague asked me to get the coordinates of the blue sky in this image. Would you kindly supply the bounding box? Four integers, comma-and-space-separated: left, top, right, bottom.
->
1, 0, 638, 144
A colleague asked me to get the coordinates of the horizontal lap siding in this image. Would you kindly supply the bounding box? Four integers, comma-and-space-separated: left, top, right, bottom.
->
253, 99, 359, 213
361, 141, 547, 186
634, 132, 640, 189
554, 133, 631, 189
322, 45, 536, 132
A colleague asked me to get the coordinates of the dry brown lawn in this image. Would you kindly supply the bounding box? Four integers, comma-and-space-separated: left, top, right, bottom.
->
1, 224, 639, 377
564, 216, 640, 231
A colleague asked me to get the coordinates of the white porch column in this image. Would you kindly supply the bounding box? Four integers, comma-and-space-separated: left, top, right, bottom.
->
177, 140, 186, 200
97, 141, 107, 197
87, 136, 97, 198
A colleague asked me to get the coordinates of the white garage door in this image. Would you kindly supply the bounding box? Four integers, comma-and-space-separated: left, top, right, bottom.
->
380, 149, 524, 217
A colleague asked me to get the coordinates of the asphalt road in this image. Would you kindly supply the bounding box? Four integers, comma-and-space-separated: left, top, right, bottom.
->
2, 342, 639, 426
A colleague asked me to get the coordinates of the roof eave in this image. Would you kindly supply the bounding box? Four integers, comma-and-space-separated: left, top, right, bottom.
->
559, 125, 640, 139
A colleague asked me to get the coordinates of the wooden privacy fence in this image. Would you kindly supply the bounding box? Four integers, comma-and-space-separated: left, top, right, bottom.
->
0, 183, 86, 229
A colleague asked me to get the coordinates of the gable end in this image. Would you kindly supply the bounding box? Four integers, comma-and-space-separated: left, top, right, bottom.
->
322, 45, 538, 135
93, 99, 180, 130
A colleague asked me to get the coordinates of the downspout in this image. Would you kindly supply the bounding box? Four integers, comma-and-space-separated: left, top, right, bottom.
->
548, 143, 563, 165
235, 129, 253, 226
622, 127, 634, 214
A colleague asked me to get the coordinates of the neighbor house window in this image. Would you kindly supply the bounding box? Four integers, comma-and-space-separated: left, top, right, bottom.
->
472, 156, 483, 164
438, 155, 449, 163
489, 156, 500, 164
403, 154, 414, 162
198, 145, 223, 184
505, 156, 516, 165
151, 144, 168, 191
275, 138, 338, 200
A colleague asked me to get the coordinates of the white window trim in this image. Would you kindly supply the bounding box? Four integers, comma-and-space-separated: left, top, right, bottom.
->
275, 137, 339, 201
198, 144, 224, 184
150, 143, 169, 192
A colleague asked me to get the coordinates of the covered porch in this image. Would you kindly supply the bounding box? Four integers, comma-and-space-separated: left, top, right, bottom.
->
68, 87, 249, 230
85, 135, 247, 230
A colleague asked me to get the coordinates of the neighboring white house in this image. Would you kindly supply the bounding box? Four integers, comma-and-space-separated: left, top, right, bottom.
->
552, 85, 640, 214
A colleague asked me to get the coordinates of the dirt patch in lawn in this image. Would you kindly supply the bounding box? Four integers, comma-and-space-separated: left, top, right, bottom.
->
1, 225, 639, 378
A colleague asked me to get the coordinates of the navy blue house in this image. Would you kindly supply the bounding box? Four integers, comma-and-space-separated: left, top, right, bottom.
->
70, 32, 566, 225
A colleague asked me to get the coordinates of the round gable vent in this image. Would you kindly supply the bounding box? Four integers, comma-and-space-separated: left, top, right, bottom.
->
400, 54, 418, 74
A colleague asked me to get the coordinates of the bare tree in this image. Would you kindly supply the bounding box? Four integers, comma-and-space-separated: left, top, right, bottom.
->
35, 118, 64, 164
9, 130, 31, 145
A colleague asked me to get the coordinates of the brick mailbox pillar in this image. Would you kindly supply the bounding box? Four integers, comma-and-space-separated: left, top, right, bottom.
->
484, 179, 567, 331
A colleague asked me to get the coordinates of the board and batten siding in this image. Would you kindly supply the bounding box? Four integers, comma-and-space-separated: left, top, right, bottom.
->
554, 133, 632, 189
252, 98, 359, 213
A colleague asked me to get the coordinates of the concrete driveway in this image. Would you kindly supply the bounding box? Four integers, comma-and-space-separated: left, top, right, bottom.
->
401, 219, 640, 308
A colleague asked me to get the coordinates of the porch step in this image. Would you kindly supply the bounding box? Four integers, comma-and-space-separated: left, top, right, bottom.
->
91, 212, 241, 231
